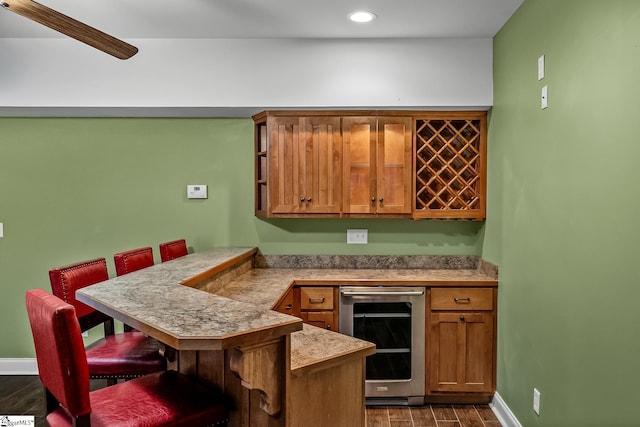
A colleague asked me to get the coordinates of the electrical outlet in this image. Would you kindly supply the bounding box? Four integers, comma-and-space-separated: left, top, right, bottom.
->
347, 229, 368, 244
533, 388, 541, 415
541, 85, 548, 109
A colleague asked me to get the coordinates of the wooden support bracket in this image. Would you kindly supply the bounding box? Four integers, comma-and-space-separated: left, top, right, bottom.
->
229, 337, 284, 416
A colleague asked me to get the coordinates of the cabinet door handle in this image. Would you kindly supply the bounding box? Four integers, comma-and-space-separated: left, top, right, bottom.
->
306, 197, 311, 202
454, 297, 471, 303
460, 315, 466, 322
284, 304, 293, 310
300, 197, 305, 202
379, 197, 384, 203
371, 196, 375, 202
326, 325, 332, 330
308, 297, 325, 304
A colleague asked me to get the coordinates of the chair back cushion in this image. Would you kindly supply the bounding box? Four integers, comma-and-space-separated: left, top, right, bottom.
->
26, 289, 91, 418
49, 258, 109, 320
159, 239, 188, 262
114, 247, 154, 276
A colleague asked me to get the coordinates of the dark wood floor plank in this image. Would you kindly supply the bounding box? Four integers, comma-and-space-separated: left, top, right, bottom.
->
432, 404, 458, 421
2, 375, 503, 427
367, 407, 391, 427
475, 404, 500, 422
452, 405, 485, 427
411, 406, 438, 427
389, 407, 412, 421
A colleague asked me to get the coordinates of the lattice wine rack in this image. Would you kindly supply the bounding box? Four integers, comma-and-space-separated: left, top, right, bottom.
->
414, 116, 486, 219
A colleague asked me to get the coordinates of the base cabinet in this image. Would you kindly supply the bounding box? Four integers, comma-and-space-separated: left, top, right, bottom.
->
273, 283, 497, 402
297, 286, 338, 331
427, 288, 496, 395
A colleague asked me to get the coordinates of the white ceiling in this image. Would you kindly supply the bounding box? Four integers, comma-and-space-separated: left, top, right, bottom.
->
0, 0, 524, 40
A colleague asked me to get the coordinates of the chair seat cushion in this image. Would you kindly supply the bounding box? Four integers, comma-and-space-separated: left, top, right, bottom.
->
85, 332, 165, 378
47, 370, 228, 427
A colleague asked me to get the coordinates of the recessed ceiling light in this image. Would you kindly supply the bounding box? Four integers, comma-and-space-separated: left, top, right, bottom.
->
349, 11, 377, 23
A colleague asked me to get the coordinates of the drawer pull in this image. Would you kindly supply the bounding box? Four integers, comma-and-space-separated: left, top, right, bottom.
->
454, 297, 471, 303
285, 304, 293, 310
460, 315, 466, 322
308, 297, 325, 304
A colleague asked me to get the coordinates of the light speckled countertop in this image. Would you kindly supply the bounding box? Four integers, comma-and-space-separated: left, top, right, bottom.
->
215, 256, 497, 372
77, 247, 302, 350
77, 247, 497, 373
216, 267, 497, 310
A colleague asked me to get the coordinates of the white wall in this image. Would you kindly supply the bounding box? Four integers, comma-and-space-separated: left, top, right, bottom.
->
0, 37, 492, 116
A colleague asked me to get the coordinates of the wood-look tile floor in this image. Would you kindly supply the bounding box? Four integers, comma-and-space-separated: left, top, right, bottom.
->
0, 375, 109, 427
1, 376, 503, 427
366, 404, 502, 427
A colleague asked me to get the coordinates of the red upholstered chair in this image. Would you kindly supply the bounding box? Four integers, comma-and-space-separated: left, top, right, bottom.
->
114, 246, 154, 276
49, 258, 165, 385
159, 239, 188, 262
26, 289, 229, 427
113, 247, 155, 331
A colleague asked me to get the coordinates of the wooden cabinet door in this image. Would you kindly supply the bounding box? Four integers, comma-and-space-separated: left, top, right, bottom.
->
300, 117, 342, 213
428, 311, 494, 393
376, 117, 412, 214
343, 116, 412, 214
342, 116, 377, 214
300, 311, 337, 331
273, 287, 296, 316
268, 116, 342, 214
269, 116, 304, 214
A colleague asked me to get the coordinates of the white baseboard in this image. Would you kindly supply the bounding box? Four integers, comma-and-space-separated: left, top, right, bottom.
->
490, 391, 523, 427
0, 358, 38, 375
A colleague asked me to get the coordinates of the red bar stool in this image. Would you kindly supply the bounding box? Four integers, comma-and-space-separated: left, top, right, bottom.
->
49, 258, 166, 386
114, 246, 154, 276
26, 289, 229, 427
114, 247, 155, 331
159, 239, 188, 262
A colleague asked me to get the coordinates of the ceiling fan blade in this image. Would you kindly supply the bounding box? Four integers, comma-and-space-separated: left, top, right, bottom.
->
1, 0, 138, 59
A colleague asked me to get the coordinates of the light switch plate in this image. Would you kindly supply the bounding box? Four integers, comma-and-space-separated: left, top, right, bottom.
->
538, 55, 545, 80
187, 185, 208, 199
0, 222, 3, 238
533, 388, 541, 415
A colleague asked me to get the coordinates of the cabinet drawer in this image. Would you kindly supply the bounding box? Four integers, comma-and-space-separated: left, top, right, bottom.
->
430, 288, 493, 311
300, 287, 334, 310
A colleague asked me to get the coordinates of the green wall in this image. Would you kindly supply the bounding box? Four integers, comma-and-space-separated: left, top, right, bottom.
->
485, 1, 640, 425
0, 117, 483, 358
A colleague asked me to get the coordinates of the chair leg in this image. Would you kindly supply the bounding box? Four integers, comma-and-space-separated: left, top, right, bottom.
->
103, 318, 115, 336
45, 388, 59, 414
73, 413, 91, 427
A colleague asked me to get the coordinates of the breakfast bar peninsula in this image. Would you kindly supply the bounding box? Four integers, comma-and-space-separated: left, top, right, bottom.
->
76, 247, 376, 427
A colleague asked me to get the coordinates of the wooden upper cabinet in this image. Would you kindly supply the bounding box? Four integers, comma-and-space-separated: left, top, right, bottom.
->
413, 112, 487, 219
267, 115, 342, 216
253, 110, 486, 219
342, 116, 412, 215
